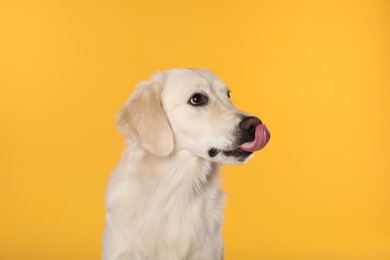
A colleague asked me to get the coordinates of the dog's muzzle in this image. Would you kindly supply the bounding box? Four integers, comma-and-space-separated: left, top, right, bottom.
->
208, 116, 271, 160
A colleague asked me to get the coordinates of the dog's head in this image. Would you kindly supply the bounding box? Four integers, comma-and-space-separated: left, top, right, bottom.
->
117, 68, 270, 164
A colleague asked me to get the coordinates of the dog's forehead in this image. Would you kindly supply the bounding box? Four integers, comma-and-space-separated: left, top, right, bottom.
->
163, 68, 226, 93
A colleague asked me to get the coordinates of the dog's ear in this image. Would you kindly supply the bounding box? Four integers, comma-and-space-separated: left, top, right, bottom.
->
117, 78, 174, 157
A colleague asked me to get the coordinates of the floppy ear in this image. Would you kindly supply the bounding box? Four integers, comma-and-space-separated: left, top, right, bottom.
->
117, 80, 174, 157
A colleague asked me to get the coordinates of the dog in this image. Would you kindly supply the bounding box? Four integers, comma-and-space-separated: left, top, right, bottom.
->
103, 68, 270, 260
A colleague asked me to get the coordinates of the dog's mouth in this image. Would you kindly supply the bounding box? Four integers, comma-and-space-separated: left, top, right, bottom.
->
208, 124, 270, 161
222, 148, 253, 159
208, 148, 252, 162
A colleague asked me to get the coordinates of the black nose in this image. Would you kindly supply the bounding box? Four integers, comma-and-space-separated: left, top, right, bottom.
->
239, 116, 262, 135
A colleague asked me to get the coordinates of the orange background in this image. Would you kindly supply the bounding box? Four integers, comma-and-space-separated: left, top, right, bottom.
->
0, 1, 389, 259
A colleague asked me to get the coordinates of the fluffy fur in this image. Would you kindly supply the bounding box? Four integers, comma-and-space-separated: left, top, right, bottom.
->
103, 69, 262, 260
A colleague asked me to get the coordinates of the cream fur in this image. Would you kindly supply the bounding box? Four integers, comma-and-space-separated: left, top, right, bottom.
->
103, 69, 258, 260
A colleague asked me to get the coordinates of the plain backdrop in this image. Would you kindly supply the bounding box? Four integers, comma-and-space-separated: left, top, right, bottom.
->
0, 0, 389, 259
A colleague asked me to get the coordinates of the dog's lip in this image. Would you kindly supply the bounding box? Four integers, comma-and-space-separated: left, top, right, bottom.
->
222, 148, 252, 158
239, 124, 270, 152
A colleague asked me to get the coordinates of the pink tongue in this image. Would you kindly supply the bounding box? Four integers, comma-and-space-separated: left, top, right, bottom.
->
239, 124, 270, 152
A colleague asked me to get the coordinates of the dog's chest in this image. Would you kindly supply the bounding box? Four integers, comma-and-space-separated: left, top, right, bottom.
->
132, 165, 224, 257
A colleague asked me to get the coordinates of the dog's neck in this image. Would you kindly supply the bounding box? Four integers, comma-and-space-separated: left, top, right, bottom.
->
122, 142, 222, 199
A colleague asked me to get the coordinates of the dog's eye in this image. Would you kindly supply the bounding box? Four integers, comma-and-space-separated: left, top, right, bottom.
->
227, 90, 231, 98
189, 93, 208, 106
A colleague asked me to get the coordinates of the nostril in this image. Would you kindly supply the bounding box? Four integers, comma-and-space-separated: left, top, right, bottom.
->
240, 116, 262, 134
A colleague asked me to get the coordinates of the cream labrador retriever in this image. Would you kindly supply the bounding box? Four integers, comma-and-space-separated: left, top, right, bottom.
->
103, 68, 270, 260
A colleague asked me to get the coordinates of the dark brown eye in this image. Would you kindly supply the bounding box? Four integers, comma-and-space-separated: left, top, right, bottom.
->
227, 90, 231, 98
189, 93, 208, 106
